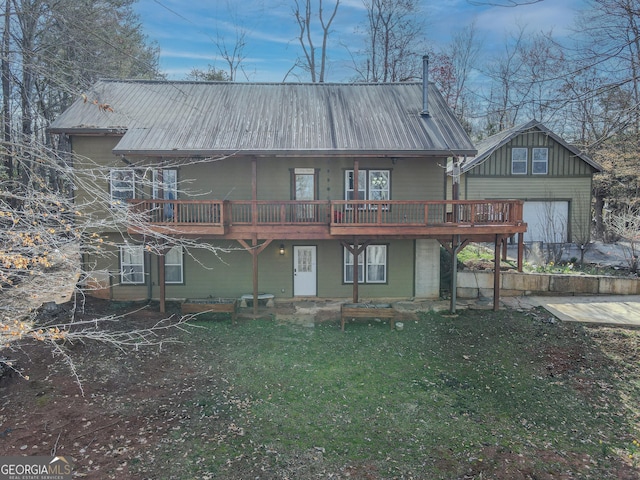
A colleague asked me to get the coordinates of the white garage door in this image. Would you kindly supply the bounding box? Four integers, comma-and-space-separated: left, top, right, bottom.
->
523, 201, 569, 243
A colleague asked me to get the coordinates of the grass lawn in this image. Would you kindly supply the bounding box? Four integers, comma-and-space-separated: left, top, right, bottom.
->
145, 307, 640, 479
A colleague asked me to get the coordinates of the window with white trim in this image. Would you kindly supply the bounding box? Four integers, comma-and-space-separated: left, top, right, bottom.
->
165, 246, 183, 284
511, 148, 527, 175
120, 245, 145, 284
345, 170, 390, 202
532, 148, 548, 174
110, 169, 135, 207
344, 244, 387, 283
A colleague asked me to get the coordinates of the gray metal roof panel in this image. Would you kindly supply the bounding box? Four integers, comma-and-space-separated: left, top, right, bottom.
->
49, 80, 476, 156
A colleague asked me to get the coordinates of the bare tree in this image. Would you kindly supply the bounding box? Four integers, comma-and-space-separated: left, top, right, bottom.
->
292, 0, 340, 83
574, 0, 640, 138
482, 25, 566, 135
0, 135, 242, 388
606, 206, 640, 273
467, 0, 543, 5
353, 0, 426, 83
430, 22, 482, 134
216, 29, 247, 82
566, 1, 640, 237
212, 1, 251, 82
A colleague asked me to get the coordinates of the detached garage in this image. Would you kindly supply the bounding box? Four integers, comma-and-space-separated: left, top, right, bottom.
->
455, 120, 603, 244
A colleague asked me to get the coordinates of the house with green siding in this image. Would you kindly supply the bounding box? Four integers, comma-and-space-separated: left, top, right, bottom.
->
456, 120, 602, 245
48, 73, 527, 309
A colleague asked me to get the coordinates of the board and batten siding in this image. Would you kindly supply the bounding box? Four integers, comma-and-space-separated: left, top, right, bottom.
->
468, 132, 594, 178
464, 177, 593, 243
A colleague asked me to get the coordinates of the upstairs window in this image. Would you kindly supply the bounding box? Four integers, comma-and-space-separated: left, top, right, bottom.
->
344, 244, 387, 284
120, 245, 145, 284
345, 169, 390, 203
532, 148, 549, 174
152, 169, 178, 200
152, 169, 178, 220
511, 148, 527, 175
110, 169, 135, 207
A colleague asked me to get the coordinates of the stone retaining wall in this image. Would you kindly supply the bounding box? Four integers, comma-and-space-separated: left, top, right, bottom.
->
457, 271, 640, 298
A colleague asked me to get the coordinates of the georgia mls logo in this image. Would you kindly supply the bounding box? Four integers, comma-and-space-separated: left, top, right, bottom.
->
0, 456, 72, 480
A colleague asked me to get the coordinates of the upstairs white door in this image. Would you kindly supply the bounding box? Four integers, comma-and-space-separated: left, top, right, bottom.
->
293, 246, 317, 296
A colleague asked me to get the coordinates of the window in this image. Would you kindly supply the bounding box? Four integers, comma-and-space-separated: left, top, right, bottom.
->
511, 148, 527, 175
165, 246, 183, 284
120, 245, 145, 284
345, 169, 390, 201
532, 148, 548, 174
110, 169, 135, 207
152, 169, 178, 220
344, 244, 387, 283
152, 169, 178, 199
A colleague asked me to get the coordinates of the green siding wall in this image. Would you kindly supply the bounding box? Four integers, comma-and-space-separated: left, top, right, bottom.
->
462, 130, 596, 243
71, 135, 444, 301
468, 132, 594, 177
90, 237, 418, 301
465, 177, 593, 242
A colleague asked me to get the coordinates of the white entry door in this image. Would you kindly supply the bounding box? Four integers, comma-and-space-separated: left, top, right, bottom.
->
293, 246, 317, 296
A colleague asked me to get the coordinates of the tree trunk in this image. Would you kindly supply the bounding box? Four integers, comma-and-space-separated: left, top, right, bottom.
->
594, 194, 605, 240
2, 0, 12, 179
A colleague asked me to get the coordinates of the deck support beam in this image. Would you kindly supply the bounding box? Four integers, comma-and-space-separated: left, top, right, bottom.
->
341, 239, 370, 303
158, 252, 166, 313
437, 237, 469, 314
237, 238, 272, 315
494, 235, 503, 311
155, 245, 173, 314
517, 232, 524, 272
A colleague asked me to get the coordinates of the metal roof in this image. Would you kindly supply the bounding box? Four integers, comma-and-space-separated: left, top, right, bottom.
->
49, 80, 476, 157
461, 119, 602, 172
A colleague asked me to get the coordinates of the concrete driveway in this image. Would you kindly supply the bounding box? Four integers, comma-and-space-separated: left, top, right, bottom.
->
504, 295, 640, 326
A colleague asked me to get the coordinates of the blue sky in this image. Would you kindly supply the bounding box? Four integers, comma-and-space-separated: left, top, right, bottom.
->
134, 0, 587, 82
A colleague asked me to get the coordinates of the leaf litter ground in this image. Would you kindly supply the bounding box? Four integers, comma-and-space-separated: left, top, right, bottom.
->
0, 297, 638, 479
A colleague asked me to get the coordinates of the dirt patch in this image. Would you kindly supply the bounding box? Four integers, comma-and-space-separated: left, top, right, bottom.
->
467, 446, 638, 480
0, 299, 221, 478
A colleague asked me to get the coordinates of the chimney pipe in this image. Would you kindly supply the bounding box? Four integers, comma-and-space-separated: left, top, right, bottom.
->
421, 55, 429, 116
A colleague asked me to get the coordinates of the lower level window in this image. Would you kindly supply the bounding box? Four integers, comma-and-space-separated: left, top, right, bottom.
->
165, 246, 183, 284
344, 244, 387, 283
120, 245, 145, 284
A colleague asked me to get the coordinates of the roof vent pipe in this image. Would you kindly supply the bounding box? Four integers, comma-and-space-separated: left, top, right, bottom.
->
421, 55, 429, 116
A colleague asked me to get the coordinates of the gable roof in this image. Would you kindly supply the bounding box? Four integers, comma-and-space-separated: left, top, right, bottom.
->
460, 119, 602, 172
48, 80, 476, 157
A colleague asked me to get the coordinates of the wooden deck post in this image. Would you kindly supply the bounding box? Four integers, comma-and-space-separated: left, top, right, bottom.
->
237, 238, 273, 316
494, 235, 502, 311
341, 239, 370, 304
353, 159, 359, 224
517, 232, 524, 272
450, 236, 458, 314
251, 236, 258, 315
158, 252, 166, 313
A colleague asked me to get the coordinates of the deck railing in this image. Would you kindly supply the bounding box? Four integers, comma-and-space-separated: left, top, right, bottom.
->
129, 199, 524, 229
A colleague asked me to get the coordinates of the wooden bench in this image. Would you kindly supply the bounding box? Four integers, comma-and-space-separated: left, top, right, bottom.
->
181, 298, 238, 324
340, 303, 395, 331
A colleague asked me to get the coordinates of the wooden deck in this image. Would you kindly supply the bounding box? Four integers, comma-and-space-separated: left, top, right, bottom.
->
128, 199, 526, 240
